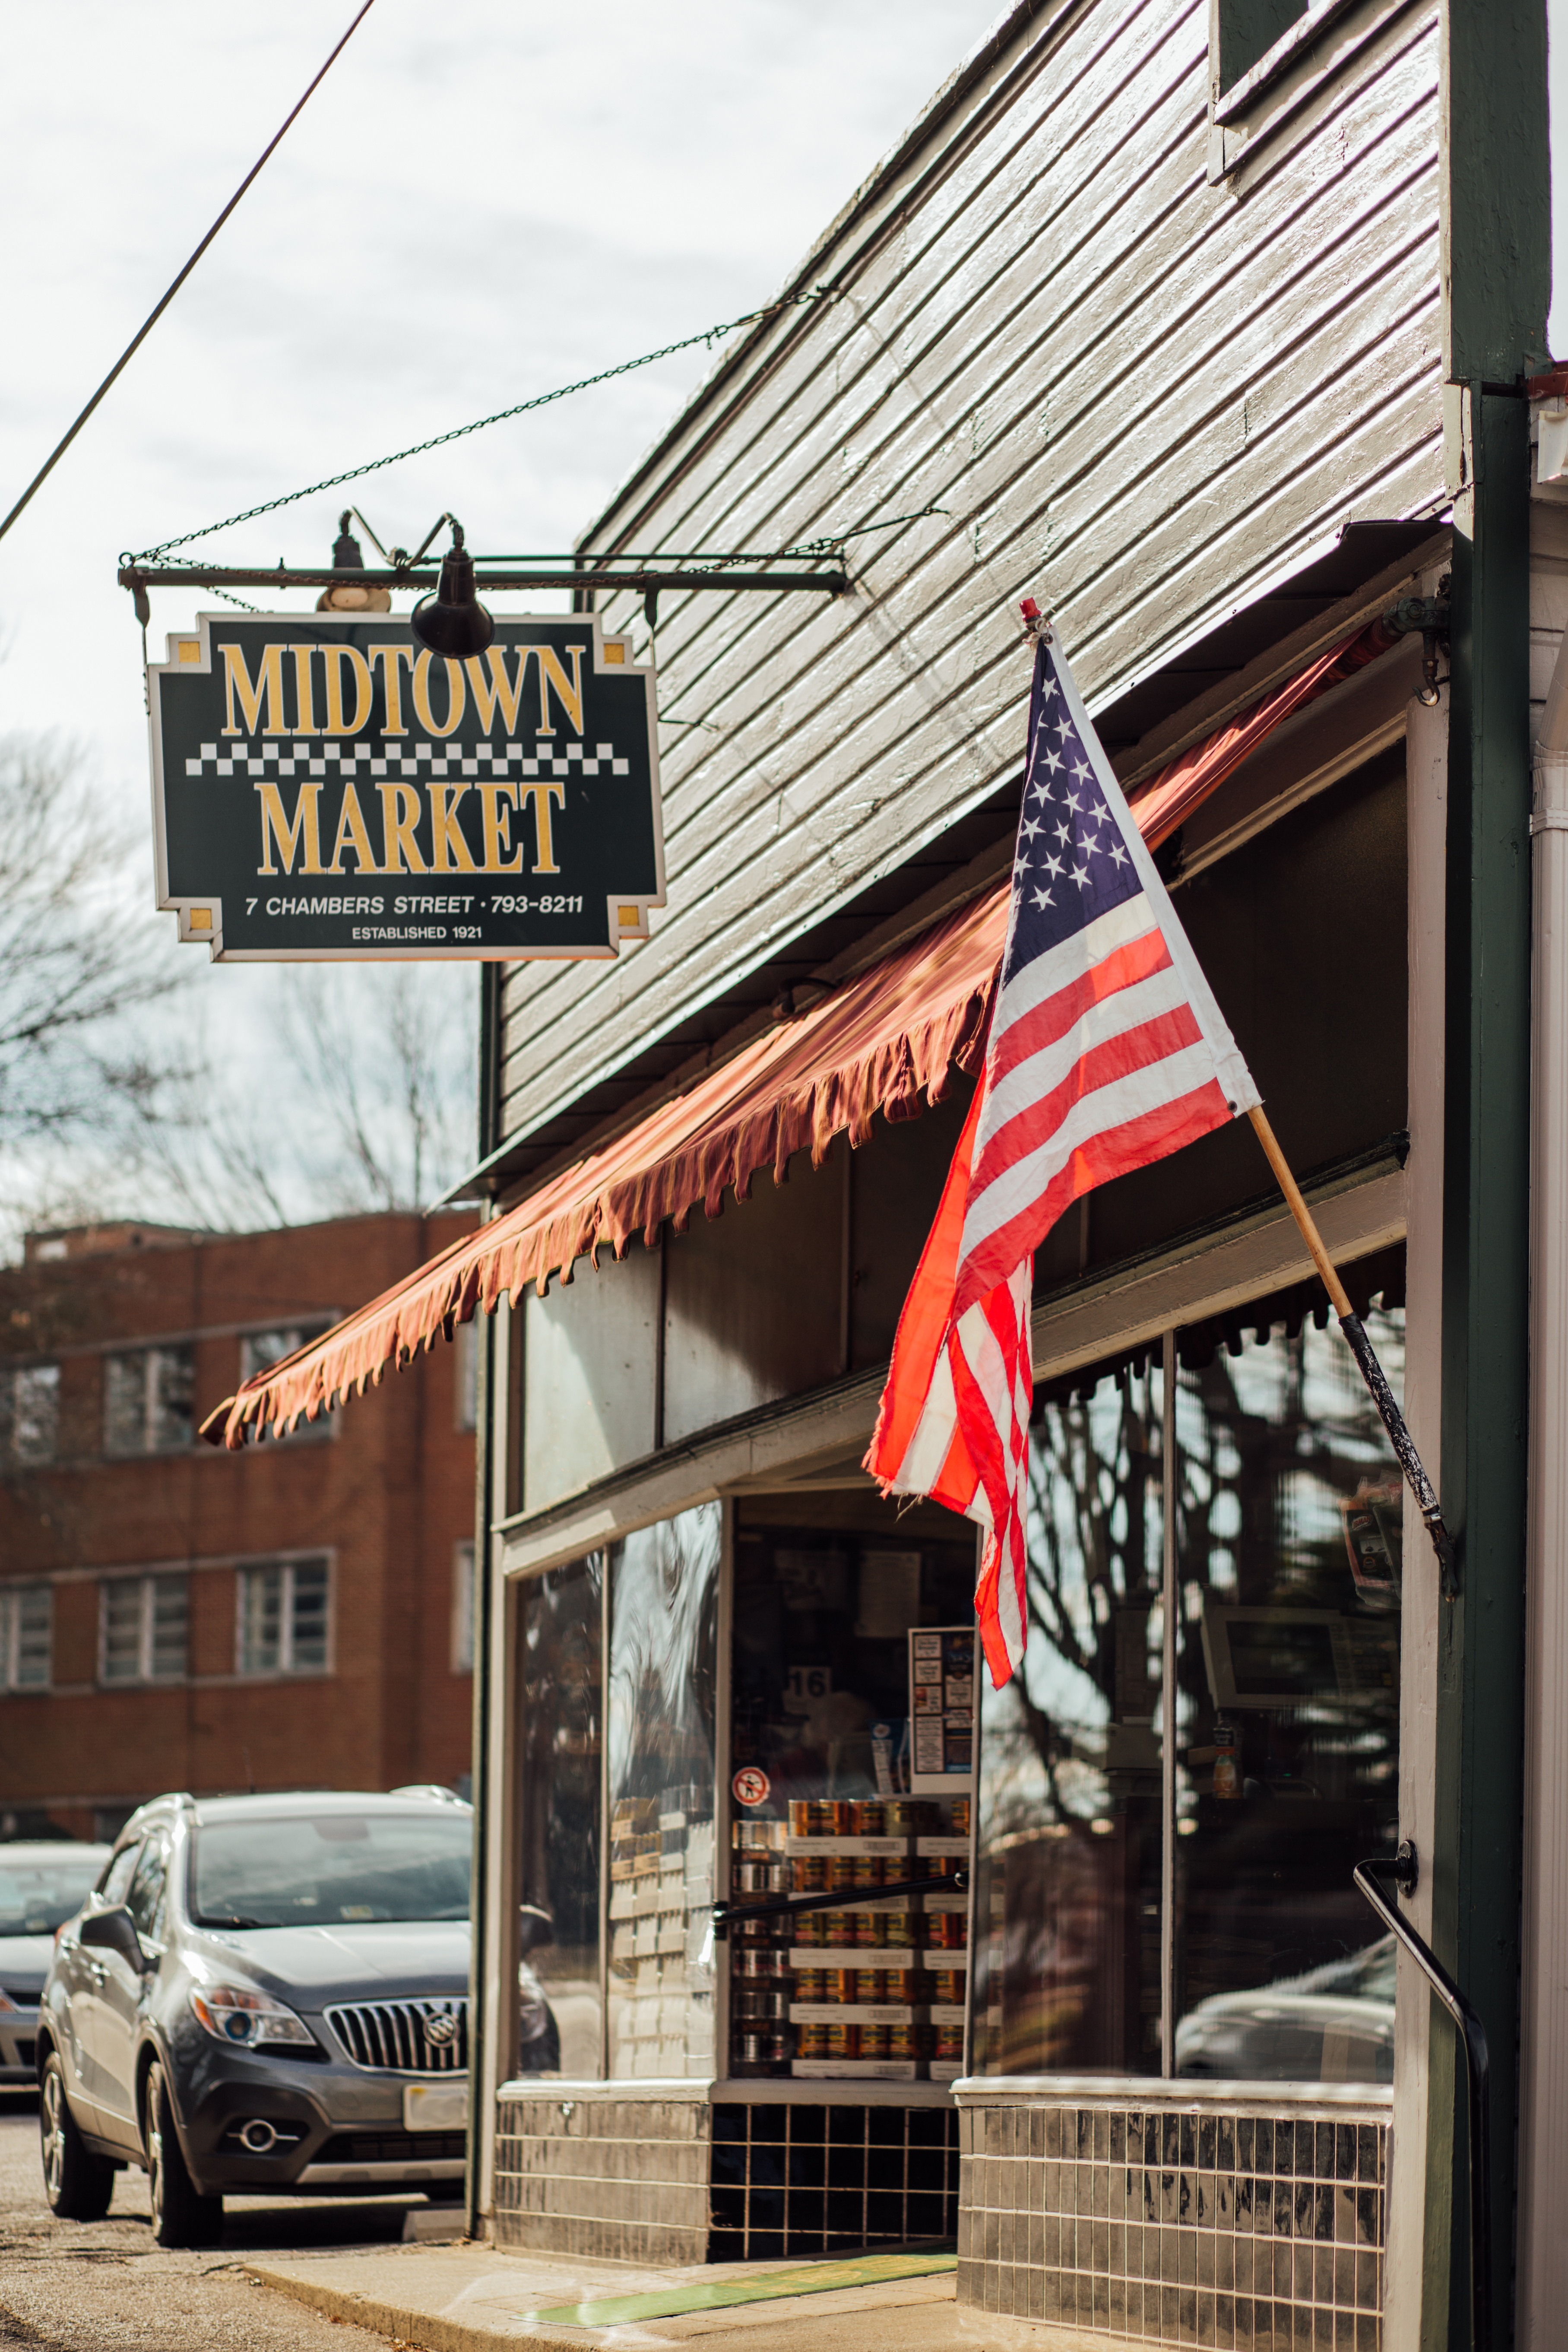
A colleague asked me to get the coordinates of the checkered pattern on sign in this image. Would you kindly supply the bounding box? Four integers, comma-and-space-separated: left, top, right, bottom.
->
183, 738, 631, 781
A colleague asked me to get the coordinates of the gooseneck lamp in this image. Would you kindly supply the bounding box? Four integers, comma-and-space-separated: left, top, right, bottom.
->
410, 519, 494, 658
315, 509, 392, 613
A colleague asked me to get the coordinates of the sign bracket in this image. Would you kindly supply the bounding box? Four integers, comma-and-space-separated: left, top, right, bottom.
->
120, 561, 849, 626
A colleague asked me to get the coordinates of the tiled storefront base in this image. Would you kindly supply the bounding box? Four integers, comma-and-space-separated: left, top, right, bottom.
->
493, 2083, 711, 2264
710, 2091, 960, 2259
491, 2079, 958, 2266
953, 2079, 1391, 2350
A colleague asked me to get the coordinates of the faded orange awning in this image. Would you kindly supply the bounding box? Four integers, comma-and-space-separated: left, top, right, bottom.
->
201, 889, 1004, 1447
201, 618, 1393, 1449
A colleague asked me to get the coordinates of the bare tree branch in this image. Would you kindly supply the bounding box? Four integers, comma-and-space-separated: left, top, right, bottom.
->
0, 734, 189, 1147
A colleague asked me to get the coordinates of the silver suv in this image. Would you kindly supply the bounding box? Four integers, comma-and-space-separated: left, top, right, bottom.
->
38, 1789, 473, 2246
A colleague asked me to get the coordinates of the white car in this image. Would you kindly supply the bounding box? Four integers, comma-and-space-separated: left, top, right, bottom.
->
1175, 1935, 1396, 2082
0, 1843, 111, 2086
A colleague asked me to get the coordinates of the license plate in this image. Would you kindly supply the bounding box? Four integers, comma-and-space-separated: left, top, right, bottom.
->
403, 2081, 469, 2133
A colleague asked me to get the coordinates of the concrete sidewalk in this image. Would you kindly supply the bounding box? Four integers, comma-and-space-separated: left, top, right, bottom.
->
245, 2240, 1098, 2352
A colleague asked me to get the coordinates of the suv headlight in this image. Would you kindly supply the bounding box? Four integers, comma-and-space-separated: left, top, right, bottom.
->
190, 1984, 316, 2050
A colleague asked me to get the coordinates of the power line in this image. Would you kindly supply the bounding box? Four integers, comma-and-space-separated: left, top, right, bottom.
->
125, 288, 836, 566
0, 0, 379, 551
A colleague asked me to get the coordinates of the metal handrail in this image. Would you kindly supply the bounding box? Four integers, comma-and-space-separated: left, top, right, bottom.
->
712, 1869, 968, 1939
1354, 1842, 1491, 2352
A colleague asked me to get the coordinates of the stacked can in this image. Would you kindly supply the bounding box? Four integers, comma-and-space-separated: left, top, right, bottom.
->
731, 1826, 794, 2074
780, 1787, 970, 2075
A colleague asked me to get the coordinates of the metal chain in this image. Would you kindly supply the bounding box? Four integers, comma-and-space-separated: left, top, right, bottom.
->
125, 289, 835, 566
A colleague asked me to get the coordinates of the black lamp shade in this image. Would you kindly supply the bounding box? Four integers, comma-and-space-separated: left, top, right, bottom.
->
411, 545, 494, 658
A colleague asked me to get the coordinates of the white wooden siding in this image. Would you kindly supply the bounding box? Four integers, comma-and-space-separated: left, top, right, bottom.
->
498, 0, 1441, 1158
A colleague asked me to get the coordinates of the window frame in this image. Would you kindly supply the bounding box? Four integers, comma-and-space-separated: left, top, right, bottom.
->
238, 1322, 338, 1442
97, 1571, 190, 1686
1, 1361, 61, 1465
966, 1277, 1407, 2091
234, 1552, 334, 1680
0, 1581, 52, 1691
102, 1344, 196, 1459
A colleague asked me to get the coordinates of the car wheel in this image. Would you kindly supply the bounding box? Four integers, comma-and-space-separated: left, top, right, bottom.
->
144, 2059, 222, 2249
39, 2050, 114, 2222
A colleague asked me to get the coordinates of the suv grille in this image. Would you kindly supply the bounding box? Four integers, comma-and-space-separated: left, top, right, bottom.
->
325, 1998, 468, 2073
317, 2130, 466, 2162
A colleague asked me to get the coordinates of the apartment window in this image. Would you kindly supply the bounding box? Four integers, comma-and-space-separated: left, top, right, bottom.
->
103, 1346, 194, 1456
452, 1540, 476, 1673
238, 1323, 335, 1440
0, 1583, 51, 1690
1, 1363, 60, 1464
237, 1557, 330, 1677
100, 1574, 189, 1684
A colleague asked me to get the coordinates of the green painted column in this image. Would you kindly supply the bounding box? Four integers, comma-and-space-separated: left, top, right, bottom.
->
1432, 6, 1549, 2344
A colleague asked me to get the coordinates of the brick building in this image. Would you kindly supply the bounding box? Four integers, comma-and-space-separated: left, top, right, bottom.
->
0, 1211, 477, 1841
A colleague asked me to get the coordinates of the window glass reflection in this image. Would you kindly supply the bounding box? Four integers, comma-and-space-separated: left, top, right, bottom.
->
518, 1555, 603, 2078
974, 1357, 1166, 2076
1172, 1308, 1403, 2083
606, 1504, 720, 2079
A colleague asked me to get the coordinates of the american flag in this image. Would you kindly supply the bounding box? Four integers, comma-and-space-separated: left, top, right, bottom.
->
864, 624, 1259, 1687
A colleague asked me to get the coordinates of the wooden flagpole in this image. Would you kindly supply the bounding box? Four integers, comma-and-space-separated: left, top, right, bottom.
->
1248, 1106, 1457, 1596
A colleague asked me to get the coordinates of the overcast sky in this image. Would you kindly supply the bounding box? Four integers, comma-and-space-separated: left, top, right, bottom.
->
0, 0, 998, 1229
1, 0, 1565, 1234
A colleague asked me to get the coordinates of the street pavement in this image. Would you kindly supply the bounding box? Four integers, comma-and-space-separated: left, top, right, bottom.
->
0, 2091, 445, 2352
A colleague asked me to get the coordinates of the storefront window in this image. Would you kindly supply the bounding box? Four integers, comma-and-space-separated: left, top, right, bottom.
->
606, 1503, 720, 2079
1172, 1308, 1402, 2082
972, 1268, 1404, 2089
972, 1357, 1167, 2076
517, 1555, 603, 2078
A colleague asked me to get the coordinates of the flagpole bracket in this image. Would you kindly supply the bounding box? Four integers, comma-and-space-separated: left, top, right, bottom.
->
1018, 596, 1052, 647
1382, 591, 1451, 708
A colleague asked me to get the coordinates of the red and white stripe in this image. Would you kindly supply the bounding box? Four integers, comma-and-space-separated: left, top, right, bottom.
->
865, 633, 1258, 1688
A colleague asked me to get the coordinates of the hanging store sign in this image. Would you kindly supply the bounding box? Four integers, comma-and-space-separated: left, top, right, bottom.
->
147, 614, 664, 960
